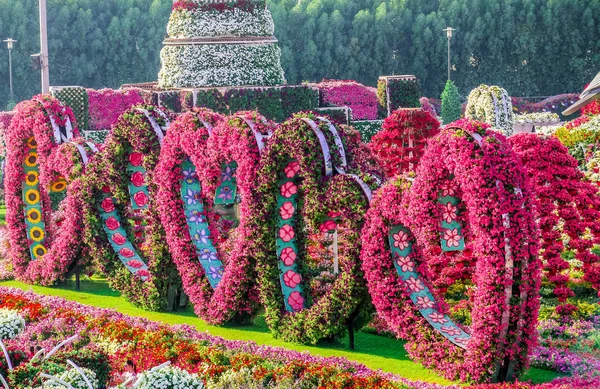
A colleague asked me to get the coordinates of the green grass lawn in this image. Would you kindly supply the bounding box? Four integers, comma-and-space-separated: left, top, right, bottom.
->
0, 277, 561, 386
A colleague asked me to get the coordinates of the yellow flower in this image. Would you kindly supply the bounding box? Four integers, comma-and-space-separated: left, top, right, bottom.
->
26, 137, 38, 149
29, 226, 45, 242
50, 178, 67, 193
24, 189, 40, 205
26, 209, 42, 224
25, 171, 39, 187
24, 152, 38, 167
31, 244, 47, 258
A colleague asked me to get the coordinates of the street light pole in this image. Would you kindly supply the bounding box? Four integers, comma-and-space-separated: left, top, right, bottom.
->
39, 0, 50, 93
443, 27, 456, 81
3, 39, 17, 102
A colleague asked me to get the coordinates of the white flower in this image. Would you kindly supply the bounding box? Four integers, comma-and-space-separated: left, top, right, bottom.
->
133, 365, 204, 389
0, 309, 25, 340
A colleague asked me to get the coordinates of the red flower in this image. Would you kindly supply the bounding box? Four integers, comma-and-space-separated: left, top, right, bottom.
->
280, 182, 298, 198
283, 270, 302, 288
131, 171, 145, 187
112, 233, 126, 245
288, 291, 304, 311
102, 185, 111, 193
280, 247, 297, 266
119, 248, 135, 258
105, 217, 120, 231
129, 152, 143, 166
279, 202, 295, 220
279, 225, 295, 242
319, 219, 337, 233
101, 197, 115, 213
133, 191, 148, 207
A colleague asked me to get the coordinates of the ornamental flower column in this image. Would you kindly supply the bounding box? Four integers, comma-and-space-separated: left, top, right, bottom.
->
158, 0, 286, 88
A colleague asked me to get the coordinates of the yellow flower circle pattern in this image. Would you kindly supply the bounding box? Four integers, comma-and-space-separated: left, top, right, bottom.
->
26, 209, 42, 224
29, 226, 45, 242
25, 189, 40, 205
32, 244, 47, 259
26, 137, 38, 149
24, 152, 38, 167
25, 171, 39, 187
50, 178, 67, 193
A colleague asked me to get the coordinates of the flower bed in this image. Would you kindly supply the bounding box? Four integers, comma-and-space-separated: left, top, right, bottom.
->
466, 85, 514, 135
508, 134, 600, 315
316, 80, 378, 121
361, 119, 540, 382
0, 287, 415, 389
554, 115, 600, 167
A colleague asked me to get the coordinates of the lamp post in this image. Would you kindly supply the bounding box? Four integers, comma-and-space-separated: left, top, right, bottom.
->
443, 27, 456, 81
3, 38, 17, 103
39, 0, 50, 93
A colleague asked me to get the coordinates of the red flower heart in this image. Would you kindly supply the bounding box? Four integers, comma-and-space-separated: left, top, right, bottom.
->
112, 233, 126, 245
280, 182, 298, 198
284, 161, 300, 178
102, 185, 111, 194
105, 217, 120, 231
133, 191, 148, 207
131, 171, 145, 187
288, 291, 304, 311
283, 270, 302, 288
280, 247, 297, 266
101, 197, 115, 213
119, 247, 135, 258
279, 202, 295, 220
129, 152, 143, 166
279, 225, 295, 242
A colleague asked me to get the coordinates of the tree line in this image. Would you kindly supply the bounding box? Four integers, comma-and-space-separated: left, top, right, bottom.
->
0, 0, 598, 110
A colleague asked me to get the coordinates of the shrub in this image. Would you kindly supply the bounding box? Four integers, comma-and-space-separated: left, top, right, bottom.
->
440, 80, 461, 124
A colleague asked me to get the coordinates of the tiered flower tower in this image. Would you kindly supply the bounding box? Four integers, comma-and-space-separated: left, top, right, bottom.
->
158, 0, 286, 88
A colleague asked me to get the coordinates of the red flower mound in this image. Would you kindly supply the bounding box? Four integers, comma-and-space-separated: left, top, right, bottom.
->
581, 100, 600, 116
369, 108, 440, 177
508, 134, 600, 314
316, 80, 378, 121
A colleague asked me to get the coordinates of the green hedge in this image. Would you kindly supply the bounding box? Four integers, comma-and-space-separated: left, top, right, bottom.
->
51, 86, 90, 131
377, 76, 420, 118
352, 120, 384, 142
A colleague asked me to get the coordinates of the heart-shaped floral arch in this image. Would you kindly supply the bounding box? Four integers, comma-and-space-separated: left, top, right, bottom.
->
361, 119, 540, 383
80, 105, 178, 311
5, 95, 95, 285
155, 109, 274, 324
248, 112, 382, 344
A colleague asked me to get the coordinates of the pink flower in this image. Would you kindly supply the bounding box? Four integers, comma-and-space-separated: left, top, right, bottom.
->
440, 181, 458, 197
441, 325, 462, 336
131, 171, 145, 187
415, 295, 434, 309
280, 181, 298, 198
283, 270, 302, 288
279, 202, 295, 220
280, 247, 297, 266
279, 225, 295, 242
128, 259, 144, 269
119, 248, 135, 258
133, 191, 148, 207
288, 291, 304, 311
428, 311, 447, 324
136, 269, 150, 278
112, 233, 126, 246
405, 276, 424, 292
443, 228, 461, 247
392, 230, 410, 250
442, 202, 457, 223
395, 255, 414, 272
101, 197, 115, 213
319, 220, 337, 233
105, 217, 120, 231
284, 161, 300, 178
129, 152, 143, 166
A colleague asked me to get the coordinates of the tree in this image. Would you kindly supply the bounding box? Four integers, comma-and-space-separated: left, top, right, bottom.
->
440, 80, 461, 124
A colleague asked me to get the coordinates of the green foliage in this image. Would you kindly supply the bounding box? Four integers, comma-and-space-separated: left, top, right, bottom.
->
52, 87, 90, 130
194, 89, 228, 114
158, 90, 183, 112
377, 77, 420, 117
440, 80, 461, 124
352, 120, 383, 142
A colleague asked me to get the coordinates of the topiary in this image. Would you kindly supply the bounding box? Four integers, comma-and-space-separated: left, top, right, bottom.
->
440, 80, 461, 124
